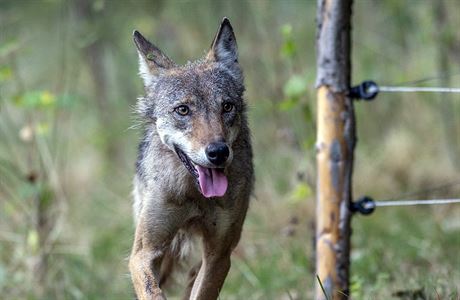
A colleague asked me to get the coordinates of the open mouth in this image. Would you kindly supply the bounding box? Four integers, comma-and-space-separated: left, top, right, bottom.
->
174, 146, 228, 198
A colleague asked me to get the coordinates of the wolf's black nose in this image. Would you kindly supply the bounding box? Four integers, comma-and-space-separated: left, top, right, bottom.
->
206, 142, 229, 166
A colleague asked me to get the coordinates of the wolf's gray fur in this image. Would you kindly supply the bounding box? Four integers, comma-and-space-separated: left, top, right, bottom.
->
129, 18, 253, 300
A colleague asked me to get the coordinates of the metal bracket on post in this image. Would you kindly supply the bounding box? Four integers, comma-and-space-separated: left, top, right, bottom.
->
350, 196, 376, 215
349, 80, 379, 101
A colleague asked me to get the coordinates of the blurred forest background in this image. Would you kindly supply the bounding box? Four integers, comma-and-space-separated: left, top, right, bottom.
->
0, 0, 459, 299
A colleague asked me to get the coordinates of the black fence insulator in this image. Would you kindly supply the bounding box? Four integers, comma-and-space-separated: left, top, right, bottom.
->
351, 196, 376, 215
349, 80, 379, 100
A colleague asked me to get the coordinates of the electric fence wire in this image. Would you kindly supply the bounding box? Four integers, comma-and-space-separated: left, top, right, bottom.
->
368, 76, 460, 207
350, 72, 460, 99
369, 198, 460, 209
349, 73, 460, 213
375, 71, 460, 94
352, 179, 460, 214
371, 85, 460, 94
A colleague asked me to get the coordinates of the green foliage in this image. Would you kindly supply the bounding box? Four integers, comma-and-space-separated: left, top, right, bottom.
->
12, 91, 78, 110
0, 1, 459, 299
0, 40, 20, 57
289, 182, 312, 205
279, 22, 316, 155
0, 66, 12, 82
280, 24, 296, 59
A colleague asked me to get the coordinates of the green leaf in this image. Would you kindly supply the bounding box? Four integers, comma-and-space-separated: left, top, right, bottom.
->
39, 91, 56, 106
278, 97, 298, 111
283, 75, 307, 99
289, 182, 312, 204
301, 103, 313, 123
281, 40, 296, 58
0, 66, 12, 82
350, 275, 364, 299
27, 230, 39, 254
281, 24, 293, 38
14, 90, 56, 109
280, 24, 296, 58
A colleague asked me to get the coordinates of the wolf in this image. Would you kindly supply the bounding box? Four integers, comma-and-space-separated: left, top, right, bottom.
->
129, 18, 254, 300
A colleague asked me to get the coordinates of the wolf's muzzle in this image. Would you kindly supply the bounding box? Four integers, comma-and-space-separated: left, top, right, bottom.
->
205, 142, 229, 166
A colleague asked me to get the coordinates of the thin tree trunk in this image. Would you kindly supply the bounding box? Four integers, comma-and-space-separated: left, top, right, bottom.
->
315, 0, 354, 299
74, 0, 117, 159
433, 0, 460, 170
74, 0, 109, 121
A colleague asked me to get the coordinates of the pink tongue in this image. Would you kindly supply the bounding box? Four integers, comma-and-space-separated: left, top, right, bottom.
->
196, 165, 228, 198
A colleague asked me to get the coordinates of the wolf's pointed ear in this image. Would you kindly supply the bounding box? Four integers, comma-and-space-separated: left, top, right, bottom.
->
207, 18, 239, 67
133, 30, 175, 85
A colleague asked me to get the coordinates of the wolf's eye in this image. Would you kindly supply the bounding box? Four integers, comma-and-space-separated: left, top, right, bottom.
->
223, 102, 234, 113
175, 105, 190, 116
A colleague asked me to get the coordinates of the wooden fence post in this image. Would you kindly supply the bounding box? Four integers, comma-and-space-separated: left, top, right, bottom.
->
315, 0, 355, 299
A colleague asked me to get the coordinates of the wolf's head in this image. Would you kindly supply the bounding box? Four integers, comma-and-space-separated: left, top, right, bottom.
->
134, 18, 245, 198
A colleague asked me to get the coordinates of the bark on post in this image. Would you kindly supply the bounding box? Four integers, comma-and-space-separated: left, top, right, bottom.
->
315, 0, 354, 299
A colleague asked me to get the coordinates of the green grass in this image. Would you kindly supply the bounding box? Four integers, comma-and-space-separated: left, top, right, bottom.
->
1, 0, 460, 299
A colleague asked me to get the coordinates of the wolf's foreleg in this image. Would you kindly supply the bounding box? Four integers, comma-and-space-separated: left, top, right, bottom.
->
189, 252, 231, 300
129, 213, 178, 300
129, 244, 165, 300
129, 223, 166, 300
189, 219, 244, 300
